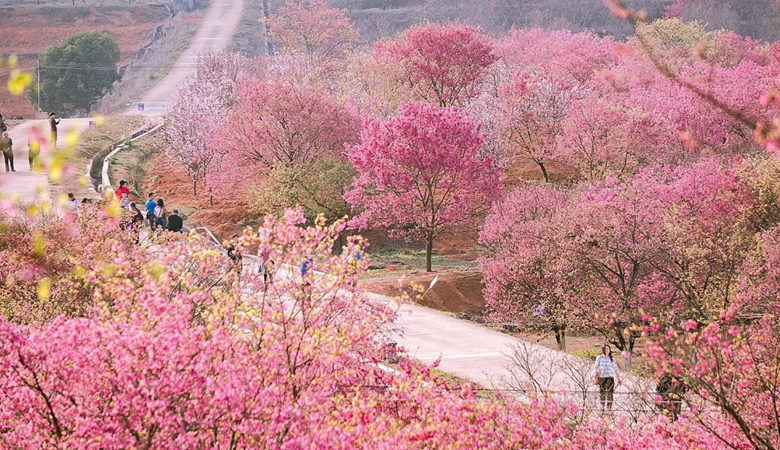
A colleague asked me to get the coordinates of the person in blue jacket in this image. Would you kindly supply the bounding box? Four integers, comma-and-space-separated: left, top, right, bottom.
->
144, 192, 157, 229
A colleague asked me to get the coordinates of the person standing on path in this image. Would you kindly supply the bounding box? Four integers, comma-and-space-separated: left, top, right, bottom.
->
0, 132, 14, 172
226, 234, 243, 280
594, 344, 620, 414
49, 113, 60, 149
0, 114, 7, 133
145, 192, 157, 228
153, 198, 168, 231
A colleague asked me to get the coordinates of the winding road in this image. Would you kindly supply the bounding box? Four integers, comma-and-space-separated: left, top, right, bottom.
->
0, 0, 244, 201
0, 0, 651, 417
127, 0, 245, 116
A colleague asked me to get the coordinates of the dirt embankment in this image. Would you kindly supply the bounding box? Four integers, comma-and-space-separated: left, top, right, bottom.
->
0, 5, 170, 117
368, 271, 486, 314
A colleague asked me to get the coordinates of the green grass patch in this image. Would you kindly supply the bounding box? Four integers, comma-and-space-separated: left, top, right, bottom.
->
50, 115, 148, 198
108, 130, 160, 198
364, 246, 478, 277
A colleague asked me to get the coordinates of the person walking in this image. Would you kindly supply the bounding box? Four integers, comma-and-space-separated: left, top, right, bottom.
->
153, 198, 168, 231
226, 234, 244, 283
0, 132, 13, 172
167, 209, 183, 232
49, 113, 60, 149
594, 344, 620, 415
115, 180, 131, 202
145, 192, 157, 228
0, 113, 7, 132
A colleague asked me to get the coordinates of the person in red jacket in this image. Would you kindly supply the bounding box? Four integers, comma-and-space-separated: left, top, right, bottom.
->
115, 180, 131, 201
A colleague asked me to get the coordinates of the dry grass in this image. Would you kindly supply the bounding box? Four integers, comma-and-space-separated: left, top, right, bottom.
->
49, 114, 148, 199
95, 12, 200, 114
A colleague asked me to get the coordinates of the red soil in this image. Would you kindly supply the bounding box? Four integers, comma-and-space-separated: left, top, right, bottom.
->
0, 5, 170, 117
367, 271, 486, 314
145, 154, 254, 242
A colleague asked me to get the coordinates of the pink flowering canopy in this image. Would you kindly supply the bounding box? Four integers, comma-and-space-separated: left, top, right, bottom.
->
374, 22, 498, 107
263, 0, 359, 59
345, 102, 503, 271
0, 206, 578, 449
207, 77, 358, 205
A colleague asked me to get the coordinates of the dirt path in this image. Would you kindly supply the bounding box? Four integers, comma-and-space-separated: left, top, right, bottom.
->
127, 0, 245, 117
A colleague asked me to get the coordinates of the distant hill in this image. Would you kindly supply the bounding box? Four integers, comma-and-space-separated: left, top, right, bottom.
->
322, 0, 780, 43
0, 4, 171, 117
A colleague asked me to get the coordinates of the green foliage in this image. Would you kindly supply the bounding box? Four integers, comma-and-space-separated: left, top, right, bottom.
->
570, 348, 601, 361
637, 18, 711, 51
249, 157, 354, 223
27, 31, 121, 116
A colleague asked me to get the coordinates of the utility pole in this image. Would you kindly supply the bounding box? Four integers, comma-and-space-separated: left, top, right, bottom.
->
37, 57, 41, 113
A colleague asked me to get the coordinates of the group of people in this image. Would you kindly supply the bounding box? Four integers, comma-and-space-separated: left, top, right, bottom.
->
112, 182, 184, 234
63, 181, 184, 236
140, 187, 183, 233
0, 112, 58, 173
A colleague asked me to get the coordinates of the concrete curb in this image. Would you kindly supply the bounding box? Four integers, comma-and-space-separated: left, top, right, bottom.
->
101, 122, 162, 192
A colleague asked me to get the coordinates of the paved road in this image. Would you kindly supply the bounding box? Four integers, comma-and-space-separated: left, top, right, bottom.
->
127, 0, 245, 117
0, 119, 91, 203
238, 259, 652, 412
0, 0, 244, 203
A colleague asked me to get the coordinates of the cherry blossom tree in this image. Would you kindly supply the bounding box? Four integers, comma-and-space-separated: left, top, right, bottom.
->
345, 102, 503, 272
497, 28, 617, 84
163, 51, 248, 195
209, 78, 358, 221
0, 204, 138, 324
0, 207, 573, 449
263, 0, 360, 60
499, 69, 584, 182
556, 95, 649, 180
480, 184, 575, 350
374, 22, 498, 107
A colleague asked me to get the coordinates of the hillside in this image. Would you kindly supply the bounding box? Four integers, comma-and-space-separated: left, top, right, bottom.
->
0, 4, 174, 117
333, 0, 780, 43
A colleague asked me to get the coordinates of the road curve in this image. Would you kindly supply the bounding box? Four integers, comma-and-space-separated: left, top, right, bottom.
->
127, 0, 245, 117
0, 0, 244, 203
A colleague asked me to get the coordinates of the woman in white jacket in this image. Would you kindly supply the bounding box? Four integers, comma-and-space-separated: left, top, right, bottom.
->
594, 344, 620, 414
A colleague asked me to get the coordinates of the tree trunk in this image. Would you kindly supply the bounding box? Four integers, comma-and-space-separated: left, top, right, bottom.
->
539, 161, 550, 183
425, 231, 434, 273
553, 326, 566, 351
193, 179, 197, 196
